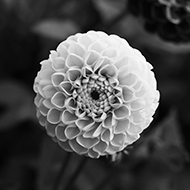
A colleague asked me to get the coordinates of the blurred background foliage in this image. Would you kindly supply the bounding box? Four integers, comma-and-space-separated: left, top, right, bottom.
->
0, 0, 190, 190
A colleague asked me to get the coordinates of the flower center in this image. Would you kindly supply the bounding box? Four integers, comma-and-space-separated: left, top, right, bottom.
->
73, 74, 115, 120
91, 90, 100, 100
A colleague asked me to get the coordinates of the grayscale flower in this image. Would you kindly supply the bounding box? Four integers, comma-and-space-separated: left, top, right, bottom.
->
33, 31, 160, 158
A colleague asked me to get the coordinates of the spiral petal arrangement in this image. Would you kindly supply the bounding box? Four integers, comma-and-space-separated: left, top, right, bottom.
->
34, 31, 160, 158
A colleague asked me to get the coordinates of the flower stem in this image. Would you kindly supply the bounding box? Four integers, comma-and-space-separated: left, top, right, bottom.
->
63, 156, 88, 190
52, 152, 72, 190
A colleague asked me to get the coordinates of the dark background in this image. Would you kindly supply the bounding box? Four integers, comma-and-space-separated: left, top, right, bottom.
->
0, 0, 190, 189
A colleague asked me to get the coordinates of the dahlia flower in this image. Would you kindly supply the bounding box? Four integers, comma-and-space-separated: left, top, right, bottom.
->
34, 31, 159, 158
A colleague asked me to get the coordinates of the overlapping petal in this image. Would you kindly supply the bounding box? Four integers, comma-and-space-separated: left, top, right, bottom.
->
34, 31, 159, 158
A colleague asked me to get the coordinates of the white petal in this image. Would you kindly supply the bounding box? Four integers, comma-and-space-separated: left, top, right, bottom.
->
113, 105, 130, 120
66, 53, 84, 68
64, 97, 77, 111
93, 140, 108, 154
130, 99, 145, 111
131, 111, 145, 124
68, 41, 85, 57
45, 122, 56, 137
125, 132, 140, 144
42, 85, 56, 99
118, 71, 138, 86
83, 122, 101, 138
58, 141, 73, 152
88, 41, 107, 53
122, 86, 135, 102
99, 64, 117, 78
56, 43, 69, 58
47, 108, 61, 124
76, 135, 99, 148
102, 113, 116, 129
92, 124, 103, 138
88, 149, 100, 158
84, 50, 100, 65
114, 56, 130, 69
106, 144, 120, 154
111, 133, 126, 147
115, 119, 129, 134
65, 124, 80, 139
101, 47, 117, 58
42, 99, 54, 109
78, 34, 93, 48
52, 57, 66, 71
69, 139, 88, 154
51, 72, 65, 87
39, 69, 54, 80
51, 92, 66, 108
61, 110, 78, 124
34, 93, 43, 107
55, 124, 67, 142
67, 68, 81, 82
39, 101, 49, 116
76, 118, 94, 131
59, 81, 72, 95
101, 129, 114, 143
127, 122, 144, 135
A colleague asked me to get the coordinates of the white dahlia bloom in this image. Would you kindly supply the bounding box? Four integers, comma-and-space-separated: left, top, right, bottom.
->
34, 31, 160, 158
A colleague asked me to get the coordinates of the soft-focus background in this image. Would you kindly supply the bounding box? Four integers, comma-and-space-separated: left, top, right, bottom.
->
0, 0, 190, 190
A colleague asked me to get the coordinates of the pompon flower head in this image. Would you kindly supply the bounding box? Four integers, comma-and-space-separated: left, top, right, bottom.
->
33, 31, 160, 158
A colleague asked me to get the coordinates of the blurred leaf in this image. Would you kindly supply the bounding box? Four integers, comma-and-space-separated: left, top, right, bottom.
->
134, 109, 187, 162
32, 19, 80, 40
0, 80, 36, 130
117, 15, 190, 53
93, 0, 127, 22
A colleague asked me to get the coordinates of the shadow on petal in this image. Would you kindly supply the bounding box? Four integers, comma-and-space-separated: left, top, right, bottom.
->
67, 68, 81, 82
88, 149, 100, 158
65, 124, 81, 140
69, 139, 88, 154
99, 64, 118, 78
58, 140, 73, 152
55, 124, 67, 142
76, 135, 99, 149
93, 140, 108, 154
45, 122, 57, 137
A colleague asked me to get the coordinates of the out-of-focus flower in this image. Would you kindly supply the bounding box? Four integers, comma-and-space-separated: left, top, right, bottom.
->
33, 31, 159, 158
128, 0, 190, 43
